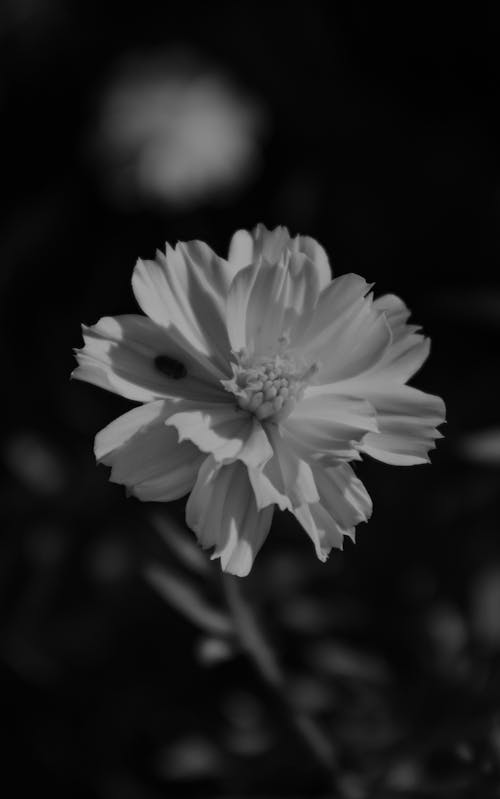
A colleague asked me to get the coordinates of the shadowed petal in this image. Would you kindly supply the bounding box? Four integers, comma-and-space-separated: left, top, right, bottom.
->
167, 405, 273, 468
250, 426, 319, 510
280, 424, 364, 463
132, 241, 233, 375
287, 457, 371, 562
73, 315, 228, 403
186, 458, 274, 576
286, 393, 378, 461
311, 462, 373, 529
95, 400, 204, 500
292, 503, 346, 562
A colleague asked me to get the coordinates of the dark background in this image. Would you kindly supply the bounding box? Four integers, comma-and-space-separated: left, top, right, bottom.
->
1, 3, 500, 797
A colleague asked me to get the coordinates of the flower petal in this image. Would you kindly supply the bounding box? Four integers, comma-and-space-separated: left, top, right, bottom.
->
286, 392, 378, 461
288, 460, 372, 562
281, 424, 363, 463
132, 241, 233, 375
227, 229, 255, 270
290, 234, 331, 290
292, 502, 346, 561
95, 400, 204, 500
251, 426, 320, 510
73, 315, 227, 403
372, 294, 431, 382
284, 251, 323, 344
186, 457, 274, 576
226, 258, 287, 354
250, 223, 292, 263
167, 405, 273, 468
311, 461, 373, 530
227, 225, 331, 290
227, 224, 290, 270
295, 273, 370, 350
340, 380, 446, 465
226, 251, 321, 355
295, 274, 392, 382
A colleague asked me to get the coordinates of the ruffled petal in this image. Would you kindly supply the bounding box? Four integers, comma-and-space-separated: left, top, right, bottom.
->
132, 241, 233, 376
280, 424, 363, 463
95, 400, 204, 500
371, 294, 430, 382
295, 274, 392, 382
290, 234, 331, 290
226, 258, 287, 354
291, 463, 371, 560
226, 251, 321, 356
247, 465, 291, 512
292, 503, 345, 561
73, 315, 228, 403
250, 223, 292, 263
186, 457, 274, 576
330, 380, 446, 465
311, 461, 373, 530
167, 404, 273, 468
285, 392, 378, 461
228, 224, 331, 290
284, 251, 323, 344
295, 273, 370, 350
247, 426, 319, 511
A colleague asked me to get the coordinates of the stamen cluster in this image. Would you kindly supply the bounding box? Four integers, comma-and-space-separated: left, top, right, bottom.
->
224, 350, 318, 422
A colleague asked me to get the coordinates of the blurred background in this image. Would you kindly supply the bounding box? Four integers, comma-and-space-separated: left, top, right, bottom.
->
1, 2, 500, 797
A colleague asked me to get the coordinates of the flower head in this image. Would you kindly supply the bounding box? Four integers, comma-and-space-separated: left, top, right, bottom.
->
95, 52, 265, 208
73, 225, 445, 576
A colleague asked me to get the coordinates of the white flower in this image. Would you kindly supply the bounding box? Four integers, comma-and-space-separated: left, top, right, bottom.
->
96, 53, 265, 207
73, 225, 445, 576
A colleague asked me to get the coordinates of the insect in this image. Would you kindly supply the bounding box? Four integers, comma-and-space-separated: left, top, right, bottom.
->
154, 355, 187, 380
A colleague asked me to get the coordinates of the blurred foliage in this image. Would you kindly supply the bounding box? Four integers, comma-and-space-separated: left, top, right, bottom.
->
1, 2, 500, 797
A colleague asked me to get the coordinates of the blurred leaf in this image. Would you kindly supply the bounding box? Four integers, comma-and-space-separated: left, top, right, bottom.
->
195, 635, 235, 666
145, 564, 233, 636
221, 691, 273, 756
278, 595, 331, 634
287, 674, 335, 713
156, 735, 222, 781
426, 603, 468, 664
385, 758, 422, 791
4, 432, 66, 495
338, 773, 367, 799
308, 641, 390, 684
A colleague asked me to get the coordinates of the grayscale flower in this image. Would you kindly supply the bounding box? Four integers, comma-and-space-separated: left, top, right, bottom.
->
74, 225, 445, 575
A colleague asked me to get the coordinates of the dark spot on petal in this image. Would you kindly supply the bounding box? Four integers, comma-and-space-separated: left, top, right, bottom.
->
154, 355, 187, 380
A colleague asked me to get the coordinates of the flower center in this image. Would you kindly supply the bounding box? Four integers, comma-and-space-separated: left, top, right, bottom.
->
223, 349, 319, 422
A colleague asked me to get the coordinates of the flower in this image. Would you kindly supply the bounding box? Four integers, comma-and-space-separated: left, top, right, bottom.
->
95, 52, 265, 208
73, 225, 445, 576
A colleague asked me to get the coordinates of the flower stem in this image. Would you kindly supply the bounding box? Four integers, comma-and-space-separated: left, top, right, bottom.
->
221, 572, 340, 786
